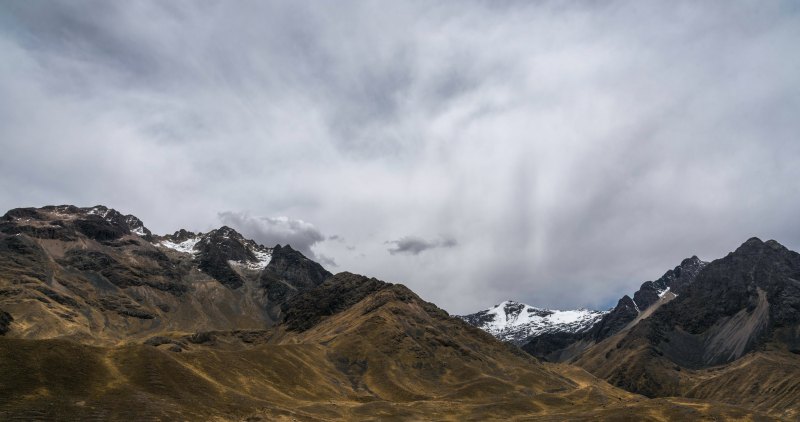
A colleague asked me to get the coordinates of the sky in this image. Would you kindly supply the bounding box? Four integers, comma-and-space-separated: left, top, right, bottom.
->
1, 1, 799, 314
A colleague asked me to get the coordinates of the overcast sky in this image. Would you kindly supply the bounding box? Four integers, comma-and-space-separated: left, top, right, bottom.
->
2, 1, 799, 314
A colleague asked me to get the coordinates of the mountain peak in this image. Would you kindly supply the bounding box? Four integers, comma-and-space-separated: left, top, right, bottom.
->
733, 237, 791, 257
460, 300, 606, 345
495, 299, 522, 308
1, 204, 152, 241
680, 255, 702, 266
735, 236, 765, 251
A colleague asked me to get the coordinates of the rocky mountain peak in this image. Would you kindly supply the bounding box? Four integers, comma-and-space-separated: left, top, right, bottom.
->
188, 226, 274, 289
661, 237, 800, 338
0, 204, 153, 242
733, 237, 790, 256
259, 244, 332, 319
629, 255, 708, 313
166, 229, 199, 243
209, 225, 244, 240
681, 255, 701, 265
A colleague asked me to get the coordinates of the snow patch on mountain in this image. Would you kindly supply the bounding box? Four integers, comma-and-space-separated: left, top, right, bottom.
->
459, 300, 607, 345
160, 237, 201, 254
228, 247, 273, 271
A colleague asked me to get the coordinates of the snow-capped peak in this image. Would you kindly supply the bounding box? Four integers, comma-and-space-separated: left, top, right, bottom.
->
460, 300, 607, 345
156, 227, 273, 270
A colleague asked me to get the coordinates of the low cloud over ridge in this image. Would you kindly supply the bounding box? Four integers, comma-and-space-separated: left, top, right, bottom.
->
218, 211, 324, 259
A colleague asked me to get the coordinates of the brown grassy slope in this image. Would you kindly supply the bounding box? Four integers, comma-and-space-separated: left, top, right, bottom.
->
577, 329, 800, 421
0, 260, 783, 421
0, 303, 777, 421
0, 333, 776, 422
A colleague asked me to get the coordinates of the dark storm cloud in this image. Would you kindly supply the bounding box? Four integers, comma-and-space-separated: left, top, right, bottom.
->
386, 236, 458, 255
218, 212, 325, 259
1, 1, 799, 313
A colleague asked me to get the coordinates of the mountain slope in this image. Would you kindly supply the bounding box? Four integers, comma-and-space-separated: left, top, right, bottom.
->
459, 300, 606, 345
521, 256, 707, 362
0, 205, 330, 344
575, 238, 800, 419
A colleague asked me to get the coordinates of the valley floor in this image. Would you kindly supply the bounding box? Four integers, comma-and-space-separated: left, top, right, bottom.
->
0, 338, 781, 421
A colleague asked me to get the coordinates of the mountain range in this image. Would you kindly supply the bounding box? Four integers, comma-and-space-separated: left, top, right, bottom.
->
462, 240, 800, 419
0, 204, 797, 420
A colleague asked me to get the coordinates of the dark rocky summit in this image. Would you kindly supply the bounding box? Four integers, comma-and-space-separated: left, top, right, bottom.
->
282, 272, 390, 332
0, 205, 151, 242
260, 244, 332, 318
633, 256, 706, 311
644, 238, 800, 367
195, 226, 256, 289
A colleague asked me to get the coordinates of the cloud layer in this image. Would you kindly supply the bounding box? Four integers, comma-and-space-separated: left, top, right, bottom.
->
1, 1, 799, 313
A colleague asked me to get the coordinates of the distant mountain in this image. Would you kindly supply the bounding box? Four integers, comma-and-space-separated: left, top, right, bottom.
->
520, 256, 708, 362
459, 300, 606, 345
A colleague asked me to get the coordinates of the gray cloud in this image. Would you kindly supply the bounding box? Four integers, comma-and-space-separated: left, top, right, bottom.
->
1, 1, 799, 314
218, 212, 325, 259
386, 236, 458, 255
316, 254, 338, 269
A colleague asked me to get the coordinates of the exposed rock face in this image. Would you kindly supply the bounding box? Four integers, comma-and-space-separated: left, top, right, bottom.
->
0, 205, 152, 243
0, 234, 51, 283
586, 295, 640, 342
647, 238, 800, 367
521, 331, 583, 361
167, 229, 197, 243
633, 256, 706, 311
195, 226, 256, 289
282, 272, 389, 332
0, 309, 11, 335
593, 256, 708, 343
260, 244, 332, 319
